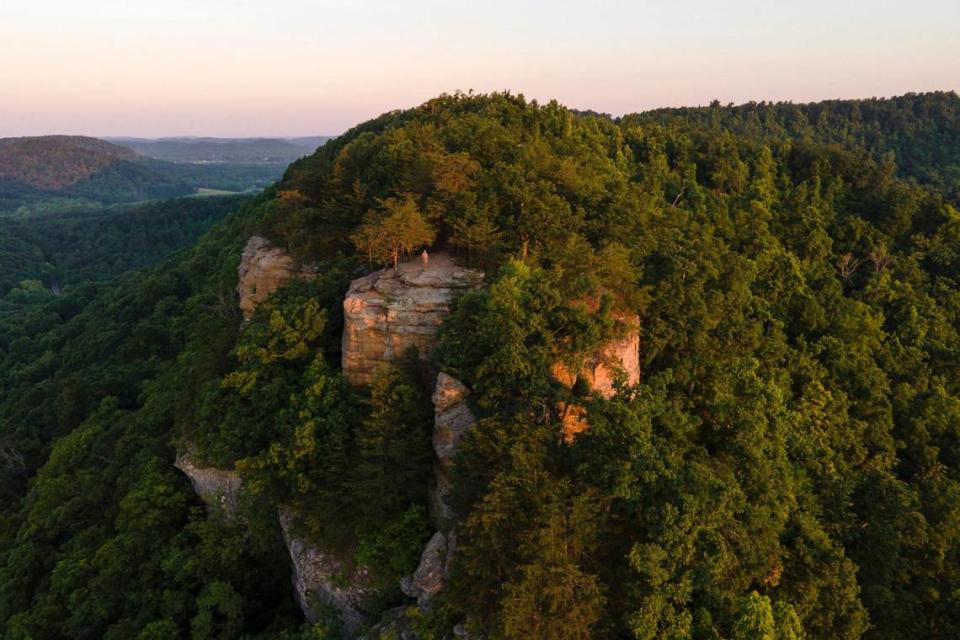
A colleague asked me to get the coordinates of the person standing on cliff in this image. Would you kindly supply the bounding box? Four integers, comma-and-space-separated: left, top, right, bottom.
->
421, 249, 429, 268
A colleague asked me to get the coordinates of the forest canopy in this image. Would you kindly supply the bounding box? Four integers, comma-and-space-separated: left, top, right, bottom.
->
1, 91, 959, 640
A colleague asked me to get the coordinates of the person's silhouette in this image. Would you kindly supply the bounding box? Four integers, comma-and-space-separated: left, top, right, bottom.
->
421, 249, 429, 268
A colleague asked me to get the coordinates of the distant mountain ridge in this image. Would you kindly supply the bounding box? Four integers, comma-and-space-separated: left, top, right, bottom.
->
0, 135, 292, 213
107, 136, 332, 164
0, 135, 138, 188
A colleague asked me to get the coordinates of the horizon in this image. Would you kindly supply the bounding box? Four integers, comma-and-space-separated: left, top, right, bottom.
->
3, 0, 958, 138
4, 89, 959, 141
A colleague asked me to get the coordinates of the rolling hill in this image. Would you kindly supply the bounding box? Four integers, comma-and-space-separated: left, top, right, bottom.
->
108, 136, 332, 164
0, 135, 286, 214
1, 93, 959, 639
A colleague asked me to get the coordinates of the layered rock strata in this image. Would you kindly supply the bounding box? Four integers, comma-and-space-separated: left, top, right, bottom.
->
237, 235, 316, 319
341, 253, 483, 385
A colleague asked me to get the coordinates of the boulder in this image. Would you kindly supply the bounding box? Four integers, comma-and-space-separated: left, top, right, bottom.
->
400, 531, 452, 608
237, 235, 316, 319
342, 253, 483, 385
173, 453, 241, 519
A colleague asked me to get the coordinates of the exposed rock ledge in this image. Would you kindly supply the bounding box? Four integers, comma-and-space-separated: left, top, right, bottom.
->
174, 454, 241, 519
552, 312, 641, 441
237, 235, 316, 319
279, 508, 372, 638
399, 372, 476, 625
342, 253, 483, 385
551, 312, 641, 399
175, 455, 370, 637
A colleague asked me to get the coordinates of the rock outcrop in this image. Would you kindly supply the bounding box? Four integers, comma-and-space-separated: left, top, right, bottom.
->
431, 372, 477, 528
400, 530, 455, 608
175, 455, 373, 637
342, 253, 483, 385
551, 312, 641, 399
397, 372, 475, 621
237, 235, 316, 319
174, 454, 241, 518
551, 312, 641, 441
279, 508, 372, 638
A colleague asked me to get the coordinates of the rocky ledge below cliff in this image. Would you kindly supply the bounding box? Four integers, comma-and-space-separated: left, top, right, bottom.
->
342, 253, 483, 385
237, 235, 317, 319
279, 508, 373, 638
174, 453, 241, 519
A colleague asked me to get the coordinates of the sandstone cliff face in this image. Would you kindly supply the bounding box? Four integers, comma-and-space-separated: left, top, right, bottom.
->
175, 453, 372, 637
398, 372, 476, 621
551, 312, 641, 441
279, 508, 372, 638
551, 312, 641, 399
237, 235, 316, 319
174, 454, 241, 518
342, 253, 483, 385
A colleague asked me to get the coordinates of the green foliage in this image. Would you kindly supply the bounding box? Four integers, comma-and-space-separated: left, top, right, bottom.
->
0, 195, 245, 300
3, 91, 960, 640
0, 135, 283, 213
351, 194, 436, 271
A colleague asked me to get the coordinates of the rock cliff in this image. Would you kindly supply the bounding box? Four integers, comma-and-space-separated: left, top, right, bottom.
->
400, 530, 455, 608
398, 371, 476, 622
551, 312, 641, 399
174, 454, 241, 518
279, 508, 372, 638
341, 253, 483, 385
431, 372, 477, 528
237, 235, 316, 318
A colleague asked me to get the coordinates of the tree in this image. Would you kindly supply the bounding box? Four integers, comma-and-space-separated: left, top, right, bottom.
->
351, 194, 436, 272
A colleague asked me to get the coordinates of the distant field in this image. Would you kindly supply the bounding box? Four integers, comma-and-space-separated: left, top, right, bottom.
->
194, 187, 241, 196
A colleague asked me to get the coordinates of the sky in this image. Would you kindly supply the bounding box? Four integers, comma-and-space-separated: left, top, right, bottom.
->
1, 0, 959, 137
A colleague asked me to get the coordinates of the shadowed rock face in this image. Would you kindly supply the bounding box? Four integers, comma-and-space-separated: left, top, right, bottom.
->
174, 454, 241, 519
431, 373, 477, 529
279, 508, 372, 638
237, 236, 316, 319
400, 530, 454, 608
341, 253, 483, 385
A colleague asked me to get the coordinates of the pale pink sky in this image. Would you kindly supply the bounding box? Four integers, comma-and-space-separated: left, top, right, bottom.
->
2, 0, 958, 137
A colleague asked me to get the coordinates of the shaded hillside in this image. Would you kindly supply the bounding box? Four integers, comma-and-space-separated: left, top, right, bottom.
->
1, 93, 958, 639
0, 195, 247, 299
0, 136, 283, 214
0, 136, 137, 188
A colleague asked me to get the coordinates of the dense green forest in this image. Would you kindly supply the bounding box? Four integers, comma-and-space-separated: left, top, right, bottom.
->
0, 196, 246, 299
1, 91, 959, 639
